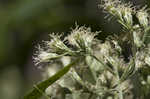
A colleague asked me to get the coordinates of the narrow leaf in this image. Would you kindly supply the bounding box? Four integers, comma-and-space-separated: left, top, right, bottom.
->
24, 59, 79, 99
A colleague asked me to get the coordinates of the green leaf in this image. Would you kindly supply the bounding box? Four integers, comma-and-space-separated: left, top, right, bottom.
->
24, 59, 79, 99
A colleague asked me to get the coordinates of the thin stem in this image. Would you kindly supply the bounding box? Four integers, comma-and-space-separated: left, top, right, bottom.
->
116, 76, 123, 99
90, 54, 115, 75
118, 89, 123, 99
114, 64, 123, 99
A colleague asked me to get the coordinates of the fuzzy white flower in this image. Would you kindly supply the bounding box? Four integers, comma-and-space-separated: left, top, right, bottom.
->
47, 34, 72, 54
135, 59, 143, 69
67, 26, 97, 50
145, 55, 150, 66
136, 7, 149, 28
40, 51, 57, 61
61, 56, 71, 66
135, 51, 146, 69
100, 41, 111, 56
133, 31, 143, 47
101, 0, 122, 17
121, 6, 133, 26
112, 40, 122, 52
34, 51, 58, 65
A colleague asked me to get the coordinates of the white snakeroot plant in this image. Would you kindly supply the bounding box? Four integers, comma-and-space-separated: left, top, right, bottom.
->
24, 0, 150, 99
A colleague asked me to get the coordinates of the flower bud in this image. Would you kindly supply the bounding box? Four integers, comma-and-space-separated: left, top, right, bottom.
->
68, 26, 97, 51
136, 9, 149, 28
34, 51, 58, 65
47, 34, 72, 54
102, 0, 122, 18
121, 7, 133, 26
145, 55, 150, 66
133, 31, 143, 47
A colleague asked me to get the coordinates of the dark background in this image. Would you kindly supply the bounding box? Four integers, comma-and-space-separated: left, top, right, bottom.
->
0, 0, 148, 99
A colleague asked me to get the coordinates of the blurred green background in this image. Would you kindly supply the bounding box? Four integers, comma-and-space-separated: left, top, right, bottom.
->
0, 0, 148, 99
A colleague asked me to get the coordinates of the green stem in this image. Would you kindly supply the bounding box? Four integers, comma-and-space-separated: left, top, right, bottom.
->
118, 88, 123, 99
116, 77, 123, 99
115, 65, 123, 99
90, 55, 115, 75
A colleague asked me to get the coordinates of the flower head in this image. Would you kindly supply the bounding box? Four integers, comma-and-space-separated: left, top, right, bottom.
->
100, 41, 111, 56
121, 6, 133, 26
101, 0, 122, 17
34, 46, 58, 65
47, 34, 72, 54
133, 31, 143, 47
145, 56, 150, 66
101, 0, 134, 29
136, 7, 149, 28
34, 34, 72, 65
67, 26, 98, 52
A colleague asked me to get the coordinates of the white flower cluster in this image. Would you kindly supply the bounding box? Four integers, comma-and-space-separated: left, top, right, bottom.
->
136, 7, 149, 28
101, 0, 134, 29
102, 0, 150, 48
67, 26, 98, 53
33, 0, 150, 99
34, 26, 98, 65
